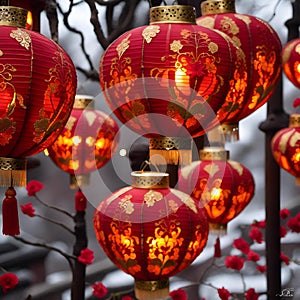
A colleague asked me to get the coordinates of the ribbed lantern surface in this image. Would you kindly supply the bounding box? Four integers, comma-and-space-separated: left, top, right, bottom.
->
271, 114, 300, 185
0, 5, 77, 186
47, 95, 119, 189
197, 0, 282, 140
100, 5, 239, 139
94, 171, 209, 300
178, 147, 255, 234
282, 38, 300, 89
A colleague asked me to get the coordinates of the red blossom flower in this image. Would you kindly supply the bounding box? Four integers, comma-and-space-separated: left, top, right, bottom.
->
121, 297, 135, 300
233, 238, 250, 254
287, 213, 300, 233
169, 288, 188, 300
245, 288, 259, 300
252, 220, 266, 229
0, 273, 18, 293
92, 282, 108, 298
26, 180, 44, 196
280, 225, 287, 238
249, 227, 264, 243
78, 248, 94, 265
218, 287, 231, 300
214, 237, 221, 258
225, 255, 244, 271
256, 265, 267, 273
280, 252, 290, 265
280, 208, 290, 219
247, 250, 260, 262
293, 97, 300, 108
20, 203, 35, 217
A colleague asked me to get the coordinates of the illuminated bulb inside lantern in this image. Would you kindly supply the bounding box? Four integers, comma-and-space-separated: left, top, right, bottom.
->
95, 138, 106, 149
26, 11, 33, 29
292, 149, 300, 162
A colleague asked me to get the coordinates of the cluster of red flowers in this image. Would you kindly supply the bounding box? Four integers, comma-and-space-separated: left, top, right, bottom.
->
210, 207, 300, 300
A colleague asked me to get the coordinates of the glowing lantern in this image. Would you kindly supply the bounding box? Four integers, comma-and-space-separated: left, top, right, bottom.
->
0, 5, 76, 235
94, 171, 209, 300
47, 95, 119, 189
282, 38, 300, 89
271, 113, 300, 185
100, 5, 240, 167
197, 0, 282, 141
178, 147, 255, 234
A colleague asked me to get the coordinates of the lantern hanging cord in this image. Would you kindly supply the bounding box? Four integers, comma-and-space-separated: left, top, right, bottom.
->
142, 160, 160, 173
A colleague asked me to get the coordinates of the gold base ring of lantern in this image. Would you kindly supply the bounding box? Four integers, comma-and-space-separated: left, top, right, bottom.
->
0, 157, 27, 187
135, 279, 169, 300
149, 137, 192, 167
209, 222, 228, 235
221, 123, 239, 142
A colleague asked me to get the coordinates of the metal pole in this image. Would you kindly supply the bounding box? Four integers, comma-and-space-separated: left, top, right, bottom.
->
258, 0, 300, 296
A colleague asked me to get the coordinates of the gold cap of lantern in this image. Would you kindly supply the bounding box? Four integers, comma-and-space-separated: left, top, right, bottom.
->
0, 5, 28, 27
201, 0, 236, 15
150, 5, 196, 24
135, 279, 170, 300
131, 171, 169, 189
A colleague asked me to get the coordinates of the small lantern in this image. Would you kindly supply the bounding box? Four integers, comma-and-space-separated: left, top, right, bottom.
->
94, 171, 209, 300
178, 147, 255, 235
282, 38, 300, 89
0, 5, 76, 235
197, 0, 282, 141
47, 95, 119, 189
271, 113, 300, 185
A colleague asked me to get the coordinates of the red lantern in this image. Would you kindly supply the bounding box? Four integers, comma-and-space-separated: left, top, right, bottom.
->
47, 95, 119, 189
178, 147, 255, 234
0, 5, 76, 235
282, 38, 300, 89
197, 0, 282, 141
94, 171, 209, 300
271, 114, 300, 185
100, 5, 240, 140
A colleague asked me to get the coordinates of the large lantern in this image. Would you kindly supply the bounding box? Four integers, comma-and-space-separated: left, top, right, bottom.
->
178, 147, 255, 235
100, 5, 240, 169
282, 38, 300, 89
0, 5, 76, 235
271, 113, 300, 185
197, 0, 282, 141
94, 171, 209, 300
47, 95, 119, 189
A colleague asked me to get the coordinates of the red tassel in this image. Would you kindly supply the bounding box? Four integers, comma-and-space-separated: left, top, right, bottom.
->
214, 237, 221, 258
2, 187, 20, 236
75, 189, 87, 212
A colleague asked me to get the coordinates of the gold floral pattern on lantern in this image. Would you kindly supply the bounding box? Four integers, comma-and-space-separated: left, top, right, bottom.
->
10, 28, 31, 50
34, 51, 75, 143
106, 220, 141, 274
144, 190, 163, 207
117, 34, 131, 58
147, 218, 183, 276
119, 195, 135, 214
142, 25, 160, 43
